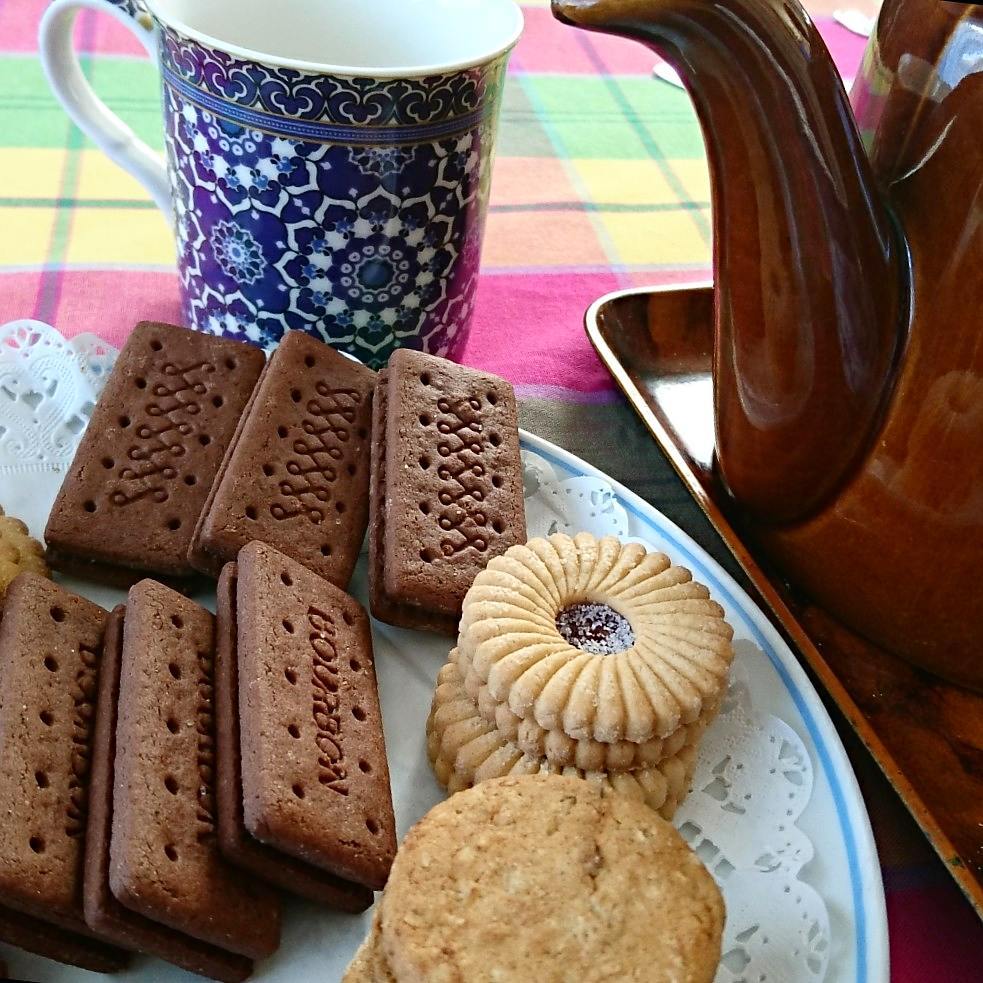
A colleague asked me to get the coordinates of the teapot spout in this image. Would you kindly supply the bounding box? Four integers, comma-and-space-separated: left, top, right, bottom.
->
554, 0, 907, 522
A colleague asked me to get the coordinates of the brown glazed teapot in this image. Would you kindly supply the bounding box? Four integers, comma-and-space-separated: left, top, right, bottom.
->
553, 0, 983, 690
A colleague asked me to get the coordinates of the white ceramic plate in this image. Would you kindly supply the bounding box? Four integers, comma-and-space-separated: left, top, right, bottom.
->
5, 430, 887, 983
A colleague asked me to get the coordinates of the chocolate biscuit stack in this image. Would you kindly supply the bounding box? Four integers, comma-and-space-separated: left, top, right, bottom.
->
0, 575, 130, 974
9, 321, 533, 978
45, 322, 266, 581
0, 548, 396, 979
45, 322, 379, 593
368, 349, 527, 635
213, 542, 395, 908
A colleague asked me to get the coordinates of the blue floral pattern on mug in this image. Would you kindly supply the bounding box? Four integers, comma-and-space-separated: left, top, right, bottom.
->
154, 25, 508, 366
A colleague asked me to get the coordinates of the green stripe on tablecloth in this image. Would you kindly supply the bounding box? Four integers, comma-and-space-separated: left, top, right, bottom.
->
519, 75, 706, 159
0, 56, 162, 149
34, 33, 100, 320
494, 80, 556, 157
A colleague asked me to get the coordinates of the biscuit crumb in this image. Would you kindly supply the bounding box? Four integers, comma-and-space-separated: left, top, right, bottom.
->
0, 506, 49, 601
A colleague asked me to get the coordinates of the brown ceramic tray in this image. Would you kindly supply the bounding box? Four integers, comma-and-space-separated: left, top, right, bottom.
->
586, 282, 983, 918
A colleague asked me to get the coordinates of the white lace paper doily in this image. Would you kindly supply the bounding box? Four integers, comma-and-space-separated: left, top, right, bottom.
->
0, 321, 830, 983
0, 319, 118, 537
523, 449, 831, 983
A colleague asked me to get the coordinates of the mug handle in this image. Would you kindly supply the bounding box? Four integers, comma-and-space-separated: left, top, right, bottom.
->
39, 0, 172, 220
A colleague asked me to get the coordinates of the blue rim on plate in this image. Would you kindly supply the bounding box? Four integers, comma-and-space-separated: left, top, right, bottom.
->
519, 429, 889, 983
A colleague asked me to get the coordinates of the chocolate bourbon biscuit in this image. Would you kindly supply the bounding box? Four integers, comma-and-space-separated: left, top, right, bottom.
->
370, 350, 525, 630
85, 606, 252, 982
45, 321, 265, 578
0, 573, 121, 944
190, 331, 375, 585
236, 542, 396, 890
368, 371, 458, 635
110, 580, 280, 959
0, 904, 129, 973
214, 562, 373, 912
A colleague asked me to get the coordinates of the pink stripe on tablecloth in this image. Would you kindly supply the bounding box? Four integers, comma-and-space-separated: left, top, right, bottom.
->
3, 0, 147, 55
462, 270, 620, 395
510, 6, 662, 76
3, 268, 620, 400
512, 7, 868, 81
817, 18, 869, 81
514, 383, 622, 404
1, 269, 181, 347
886, 881, 983, 982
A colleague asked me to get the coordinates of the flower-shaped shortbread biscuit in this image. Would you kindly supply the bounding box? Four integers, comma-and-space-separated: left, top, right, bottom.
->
427, 655, 696, 820
457, 533, 734, 748
474, 670, 719, 771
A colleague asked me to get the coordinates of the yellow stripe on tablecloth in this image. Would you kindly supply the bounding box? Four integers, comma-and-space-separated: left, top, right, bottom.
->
76, 149, 158, 203
0, 208, 58, 265
570, 158, 711, 207
598, 209, 710, 265
0, 149, 156, 204
65, 208, 173, 266
0, 149, 67, 199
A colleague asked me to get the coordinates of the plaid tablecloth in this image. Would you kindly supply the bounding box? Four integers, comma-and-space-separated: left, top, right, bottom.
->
2, 1, 981, 978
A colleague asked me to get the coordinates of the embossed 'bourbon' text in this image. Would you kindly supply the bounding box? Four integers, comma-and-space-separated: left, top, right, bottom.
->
308, 606, 348, 794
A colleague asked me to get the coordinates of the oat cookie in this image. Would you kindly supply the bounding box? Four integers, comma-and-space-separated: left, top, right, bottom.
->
427, 655, 696, 820
380, 774, 724, 983
457, 533, 734, 745
341, 907, 396, 983
0, 506, 48, 602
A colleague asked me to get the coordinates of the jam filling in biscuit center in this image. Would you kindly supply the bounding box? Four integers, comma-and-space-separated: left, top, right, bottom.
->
556, 602, 634, 655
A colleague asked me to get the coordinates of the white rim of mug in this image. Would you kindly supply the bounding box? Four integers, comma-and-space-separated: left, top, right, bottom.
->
144, 0, 525, 79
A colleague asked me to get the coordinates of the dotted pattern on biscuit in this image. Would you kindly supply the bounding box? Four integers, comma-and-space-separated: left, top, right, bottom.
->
0, 506, 49, 599
457, 532, 734, 745
427, 654, 696, 821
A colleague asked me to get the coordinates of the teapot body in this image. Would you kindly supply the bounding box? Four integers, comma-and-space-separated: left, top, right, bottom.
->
759, 0, 983, 689
553, 0, 983, 688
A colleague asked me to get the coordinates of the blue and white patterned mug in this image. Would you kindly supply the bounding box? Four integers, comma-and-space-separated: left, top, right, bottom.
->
39, 0, 522, 366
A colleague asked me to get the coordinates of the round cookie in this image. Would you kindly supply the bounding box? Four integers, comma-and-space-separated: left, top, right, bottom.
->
457, 533, 734, 745
0, 507, 49, 604
472, 667, 719, 771
427, 655, 697, 820
380, 774, 724, 983
342, 908, 396, 983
